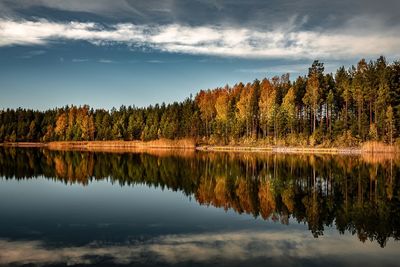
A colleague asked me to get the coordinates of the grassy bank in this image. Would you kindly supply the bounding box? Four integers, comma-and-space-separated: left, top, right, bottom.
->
47, 139, 196, 149
197, 140, 398, 154
1, 140, 398, 154
196, 145, 361, 154
0, 142, 46, 148
0, 139, 196, 151
360, 141, 400, 153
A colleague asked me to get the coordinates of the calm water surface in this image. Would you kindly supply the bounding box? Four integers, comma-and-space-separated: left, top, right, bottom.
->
0, 148, 399, 267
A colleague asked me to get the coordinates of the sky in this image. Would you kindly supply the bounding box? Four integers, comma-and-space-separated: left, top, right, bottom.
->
0, 0, 399, 110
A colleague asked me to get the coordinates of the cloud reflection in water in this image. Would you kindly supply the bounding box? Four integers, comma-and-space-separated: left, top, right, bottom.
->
0, 230, 398, 266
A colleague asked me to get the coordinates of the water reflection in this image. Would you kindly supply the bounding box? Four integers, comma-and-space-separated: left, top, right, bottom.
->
1, 147, 399, 249
1, 231, 399, 267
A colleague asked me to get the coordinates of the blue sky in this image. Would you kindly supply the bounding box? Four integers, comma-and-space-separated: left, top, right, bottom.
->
0, 0, 399, 110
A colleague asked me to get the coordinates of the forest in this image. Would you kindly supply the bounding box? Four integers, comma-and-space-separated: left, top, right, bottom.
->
1, 56, 399, 147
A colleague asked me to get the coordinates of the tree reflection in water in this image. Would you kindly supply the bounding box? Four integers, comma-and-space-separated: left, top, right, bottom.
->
0, 147, 399, 248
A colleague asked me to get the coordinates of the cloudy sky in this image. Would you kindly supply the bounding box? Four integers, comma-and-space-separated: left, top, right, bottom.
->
0, 0, 399, 109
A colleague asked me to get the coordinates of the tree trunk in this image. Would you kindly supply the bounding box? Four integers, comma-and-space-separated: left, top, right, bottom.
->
329, 104, 332, 136
345, 100, 348, 130
313, 107, 316, 133
369, 101, 372, 126
326, 103, 328, 134
358, 104, 361, 137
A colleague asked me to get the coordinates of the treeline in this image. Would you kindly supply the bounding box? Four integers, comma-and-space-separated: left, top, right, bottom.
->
1, 148, 399, 247
1, 56, 399, 146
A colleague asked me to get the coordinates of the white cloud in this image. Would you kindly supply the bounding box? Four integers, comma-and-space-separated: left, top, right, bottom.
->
3, 0, 145, 18
0, 18, 399, 59
72, 58, 89, 62
147, 59, 164, 63
98, 58, 116, 63
18, 49, 46, 59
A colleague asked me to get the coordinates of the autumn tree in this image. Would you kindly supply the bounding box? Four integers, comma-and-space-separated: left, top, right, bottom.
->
55, 112, 67, 140
236, 83, 253, 138
281, 87, 296, 134
259, 78, 273, 137
197, 90, 216, 138
304, 60, 324, 134
215, 90, 230, 143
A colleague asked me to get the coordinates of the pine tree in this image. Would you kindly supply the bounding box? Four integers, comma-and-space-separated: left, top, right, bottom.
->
335, 66, 351, 130
385, 106, 395, 145
304, 60, 324, 134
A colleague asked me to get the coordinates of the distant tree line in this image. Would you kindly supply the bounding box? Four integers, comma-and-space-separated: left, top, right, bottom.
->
1, 56, 399, 146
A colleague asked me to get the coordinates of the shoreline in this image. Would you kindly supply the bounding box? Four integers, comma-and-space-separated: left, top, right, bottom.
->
1, 141, 397, 155
196, 145, 362, 154
0, 140, 195, 151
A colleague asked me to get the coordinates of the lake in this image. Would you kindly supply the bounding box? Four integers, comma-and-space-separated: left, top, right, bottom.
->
0, 148, 399, 267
